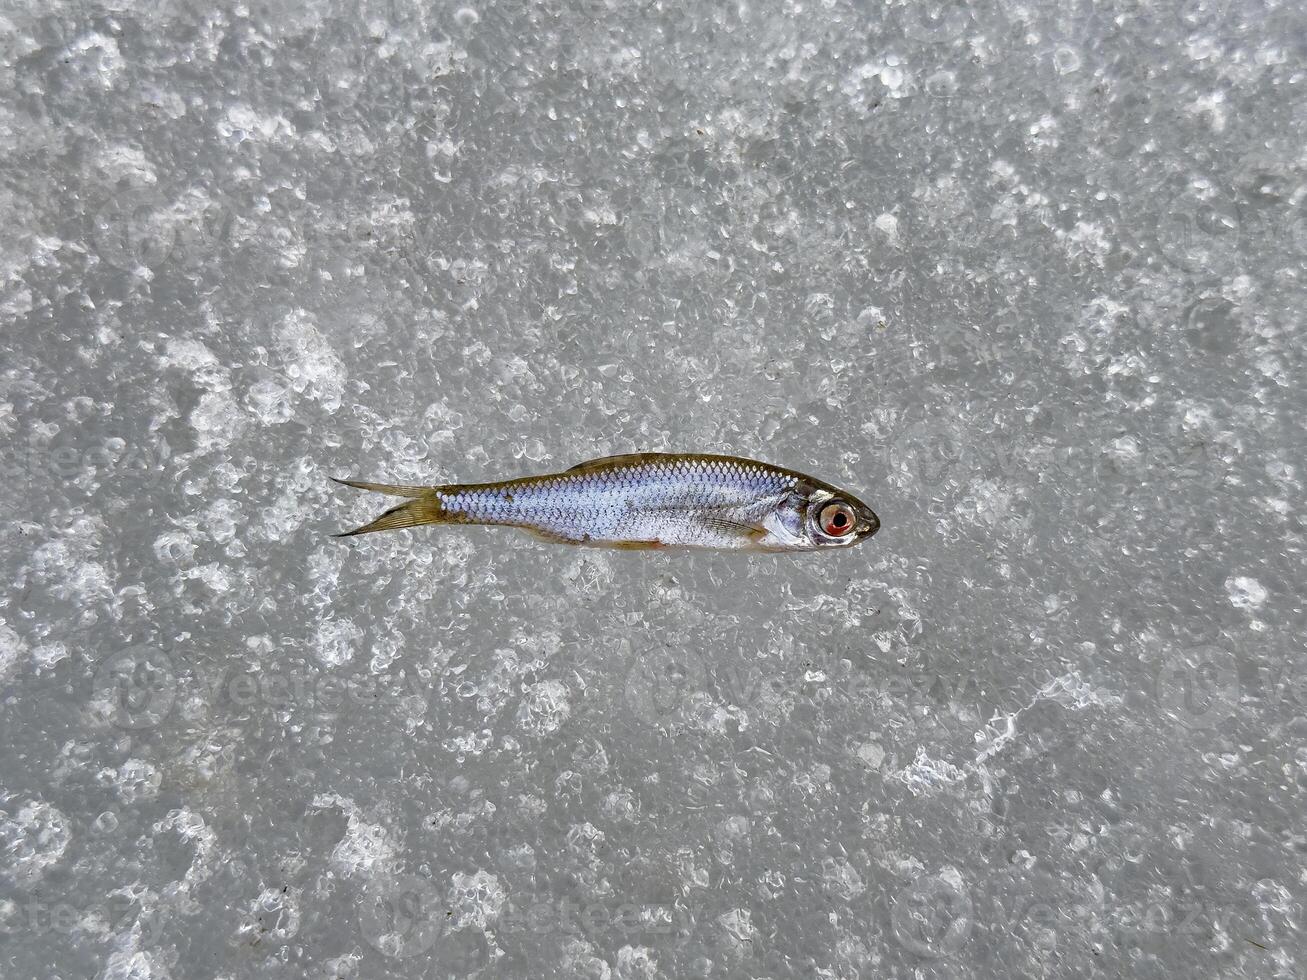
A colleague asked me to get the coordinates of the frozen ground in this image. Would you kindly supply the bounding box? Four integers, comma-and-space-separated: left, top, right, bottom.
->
1, 0, 1305, 976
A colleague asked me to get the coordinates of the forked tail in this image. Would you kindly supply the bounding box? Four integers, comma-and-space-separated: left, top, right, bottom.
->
331, 478, 448, 537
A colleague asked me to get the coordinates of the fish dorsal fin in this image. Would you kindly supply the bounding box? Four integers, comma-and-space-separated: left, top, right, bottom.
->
565, 453, 664, 473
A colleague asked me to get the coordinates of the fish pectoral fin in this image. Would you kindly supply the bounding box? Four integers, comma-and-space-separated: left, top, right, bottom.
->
609, 539, 665, 551
697, 514, 767, 541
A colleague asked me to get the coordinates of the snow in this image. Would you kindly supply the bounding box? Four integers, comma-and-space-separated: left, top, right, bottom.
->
1, 0, 1304, 977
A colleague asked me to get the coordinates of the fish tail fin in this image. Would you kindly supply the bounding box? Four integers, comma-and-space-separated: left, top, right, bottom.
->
331, 477, 449, 537
330, 477, 432, 497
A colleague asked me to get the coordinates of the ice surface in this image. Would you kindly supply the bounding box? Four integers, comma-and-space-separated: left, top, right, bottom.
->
2, 0, 1305, 976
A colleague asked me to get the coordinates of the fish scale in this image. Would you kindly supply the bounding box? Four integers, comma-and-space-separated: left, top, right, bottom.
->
332, 452, 879, 552
438, 459, 795, 545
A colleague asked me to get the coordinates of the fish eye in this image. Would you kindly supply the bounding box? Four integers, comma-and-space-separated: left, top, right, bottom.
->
818, 502, 856, 537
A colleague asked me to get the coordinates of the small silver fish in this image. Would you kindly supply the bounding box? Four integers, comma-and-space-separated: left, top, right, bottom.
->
332, 452, 879, 552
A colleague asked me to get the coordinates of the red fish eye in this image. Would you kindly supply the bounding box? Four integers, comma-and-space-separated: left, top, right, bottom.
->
819, 503, 856, 537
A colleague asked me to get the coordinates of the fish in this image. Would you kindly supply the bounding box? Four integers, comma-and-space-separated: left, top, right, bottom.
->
331, 452, 879, 552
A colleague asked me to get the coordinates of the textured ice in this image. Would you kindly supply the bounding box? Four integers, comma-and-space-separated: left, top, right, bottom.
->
2, 0, 1307, 976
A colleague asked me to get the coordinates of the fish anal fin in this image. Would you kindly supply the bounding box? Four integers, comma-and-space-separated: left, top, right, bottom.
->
335, 495, 446, 537
521, 526, 662, 549
521, 527, 588, 546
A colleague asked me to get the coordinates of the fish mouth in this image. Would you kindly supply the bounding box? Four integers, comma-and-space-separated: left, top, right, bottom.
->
860, 512, 881, 538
